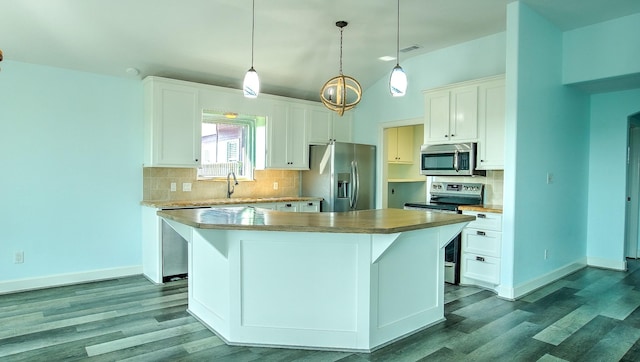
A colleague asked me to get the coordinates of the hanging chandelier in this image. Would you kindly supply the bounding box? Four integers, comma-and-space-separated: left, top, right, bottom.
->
389, 0, 407, 96
243, 0, 259, 98
320, 21, 362, 116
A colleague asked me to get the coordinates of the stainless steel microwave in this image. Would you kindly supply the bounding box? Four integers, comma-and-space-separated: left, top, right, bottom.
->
420, 142, 486, 176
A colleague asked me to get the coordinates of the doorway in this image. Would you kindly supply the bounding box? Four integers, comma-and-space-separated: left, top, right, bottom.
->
625, 112, 640, 259
378, 118, 425, 209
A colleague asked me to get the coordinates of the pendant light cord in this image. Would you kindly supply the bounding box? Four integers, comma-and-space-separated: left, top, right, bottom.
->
251, 0, 255, 68
396, 0, 400, 66
339, 27, 344, 75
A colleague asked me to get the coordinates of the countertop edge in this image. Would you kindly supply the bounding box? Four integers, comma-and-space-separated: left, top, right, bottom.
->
158, 208, 475, 234
142, 196, 323, 208
458, 205, 503, 214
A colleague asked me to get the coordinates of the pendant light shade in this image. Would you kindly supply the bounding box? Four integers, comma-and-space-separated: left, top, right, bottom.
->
243, 67, 259, 98
243, 0, 259, 98
389, 0, 407, 97
320, 21, 362, 116
390, 64, 407, 97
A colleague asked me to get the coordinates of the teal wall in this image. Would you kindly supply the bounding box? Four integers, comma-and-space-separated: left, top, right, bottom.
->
0, 61, 144, 281
587, 88, 640, 262
505, 2, 590, 286
352, 32, 507, 145
563, 13, 640, 85
563, 10, 640, 267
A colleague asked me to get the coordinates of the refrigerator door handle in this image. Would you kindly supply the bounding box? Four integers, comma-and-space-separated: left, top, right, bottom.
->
349, 161, 356, 209
353, 161, 360, 209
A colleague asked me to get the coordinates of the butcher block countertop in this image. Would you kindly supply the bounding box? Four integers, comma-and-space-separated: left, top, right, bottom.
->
158, 207, 475, 234
458, 204, 503, 214
141, 196, 322, 209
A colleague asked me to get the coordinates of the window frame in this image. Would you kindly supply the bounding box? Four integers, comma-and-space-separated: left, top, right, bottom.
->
197, 112, 256, 181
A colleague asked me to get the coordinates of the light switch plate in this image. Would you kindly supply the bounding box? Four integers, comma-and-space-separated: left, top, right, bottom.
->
182, 182, 192, 192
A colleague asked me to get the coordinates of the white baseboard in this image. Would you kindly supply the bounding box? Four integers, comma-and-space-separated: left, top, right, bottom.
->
0, 265, 143, 295
497, 258, 587, 300
586, 257, 627, 271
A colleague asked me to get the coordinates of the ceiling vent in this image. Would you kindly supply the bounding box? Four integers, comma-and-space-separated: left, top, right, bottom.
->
400, 45, 421, 53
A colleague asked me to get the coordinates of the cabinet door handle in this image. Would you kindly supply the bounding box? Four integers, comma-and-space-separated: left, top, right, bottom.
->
477, 231, 486, 236
476, 256, 485, 262
477, 214, 486, 218
285, 203, 292, 207
308, 202, 313, 206
451, 134, 455, 137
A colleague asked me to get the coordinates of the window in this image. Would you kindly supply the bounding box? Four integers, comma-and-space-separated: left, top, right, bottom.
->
198, 111, 261, 180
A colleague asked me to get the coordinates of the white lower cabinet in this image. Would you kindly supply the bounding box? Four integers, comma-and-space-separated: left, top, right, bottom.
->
461, 211, 502, 288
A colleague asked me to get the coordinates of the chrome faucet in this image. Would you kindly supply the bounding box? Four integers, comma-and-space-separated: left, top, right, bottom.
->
227, 171, 238, 198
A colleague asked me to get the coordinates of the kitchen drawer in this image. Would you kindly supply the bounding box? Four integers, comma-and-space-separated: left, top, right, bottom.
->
276, 202, 299, 212
462, 228, 502, 258
252, 203, 277, 210
298, 201, 320, 212
462, 253, 500, 284
462, 211, 502, 231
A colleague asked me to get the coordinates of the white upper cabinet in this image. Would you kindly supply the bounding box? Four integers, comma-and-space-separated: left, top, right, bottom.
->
144, 77, 201, 167
424, 85, 478, 144
477, 77, 505, 170
307, 106, 352, 144
332, 112, 353, 143
267, 103, 309, 169
423, 75, 505, 170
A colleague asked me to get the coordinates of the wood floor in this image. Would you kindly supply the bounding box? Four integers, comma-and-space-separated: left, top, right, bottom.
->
1, 260, 640, 361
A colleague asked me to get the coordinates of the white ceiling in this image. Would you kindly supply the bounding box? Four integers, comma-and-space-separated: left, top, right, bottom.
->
1, 0, 639, 101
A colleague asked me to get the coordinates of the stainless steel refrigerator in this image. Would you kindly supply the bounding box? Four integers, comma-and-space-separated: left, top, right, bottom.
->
301, 141, 376, 211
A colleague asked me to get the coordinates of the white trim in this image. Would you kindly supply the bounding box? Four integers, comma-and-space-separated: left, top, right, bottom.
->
0, 265, 143, 295
587, 256, 627, 271
497, 258, 587, 300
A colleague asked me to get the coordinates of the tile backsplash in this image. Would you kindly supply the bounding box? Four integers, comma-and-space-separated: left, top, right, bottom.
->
144, 167, 504, 205
143, 167, 300, 201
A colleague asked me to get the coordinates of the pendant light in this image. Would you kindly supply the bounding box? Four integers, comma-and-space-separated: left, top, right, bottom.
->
389, 0, 407, 97
243, 0, 259, 98
320, 21, 362, 116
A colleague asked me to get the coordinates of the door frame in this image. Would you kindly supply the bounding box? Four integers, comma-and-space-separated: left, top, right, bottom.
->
377, 118, 423, 209
625, 112, 640, 259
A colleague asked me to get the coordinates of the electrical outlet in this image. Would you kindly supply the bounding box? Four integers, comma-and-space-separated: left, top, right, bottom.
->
273, 182, 278, 190
546, 173, 554, 184
544, 249, 548, 260
170, 182, 177, 192
182, 182, 192, 192
14, 251, 24, 264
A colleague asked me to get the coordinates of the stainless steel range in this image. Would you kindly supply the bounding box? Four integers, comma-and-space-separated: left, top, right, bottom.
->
404, 182, 484, 284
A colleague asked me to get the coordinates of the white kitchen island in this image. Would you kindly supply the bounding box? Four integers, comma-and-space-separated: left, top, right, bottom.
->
158, 207, 474, 352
